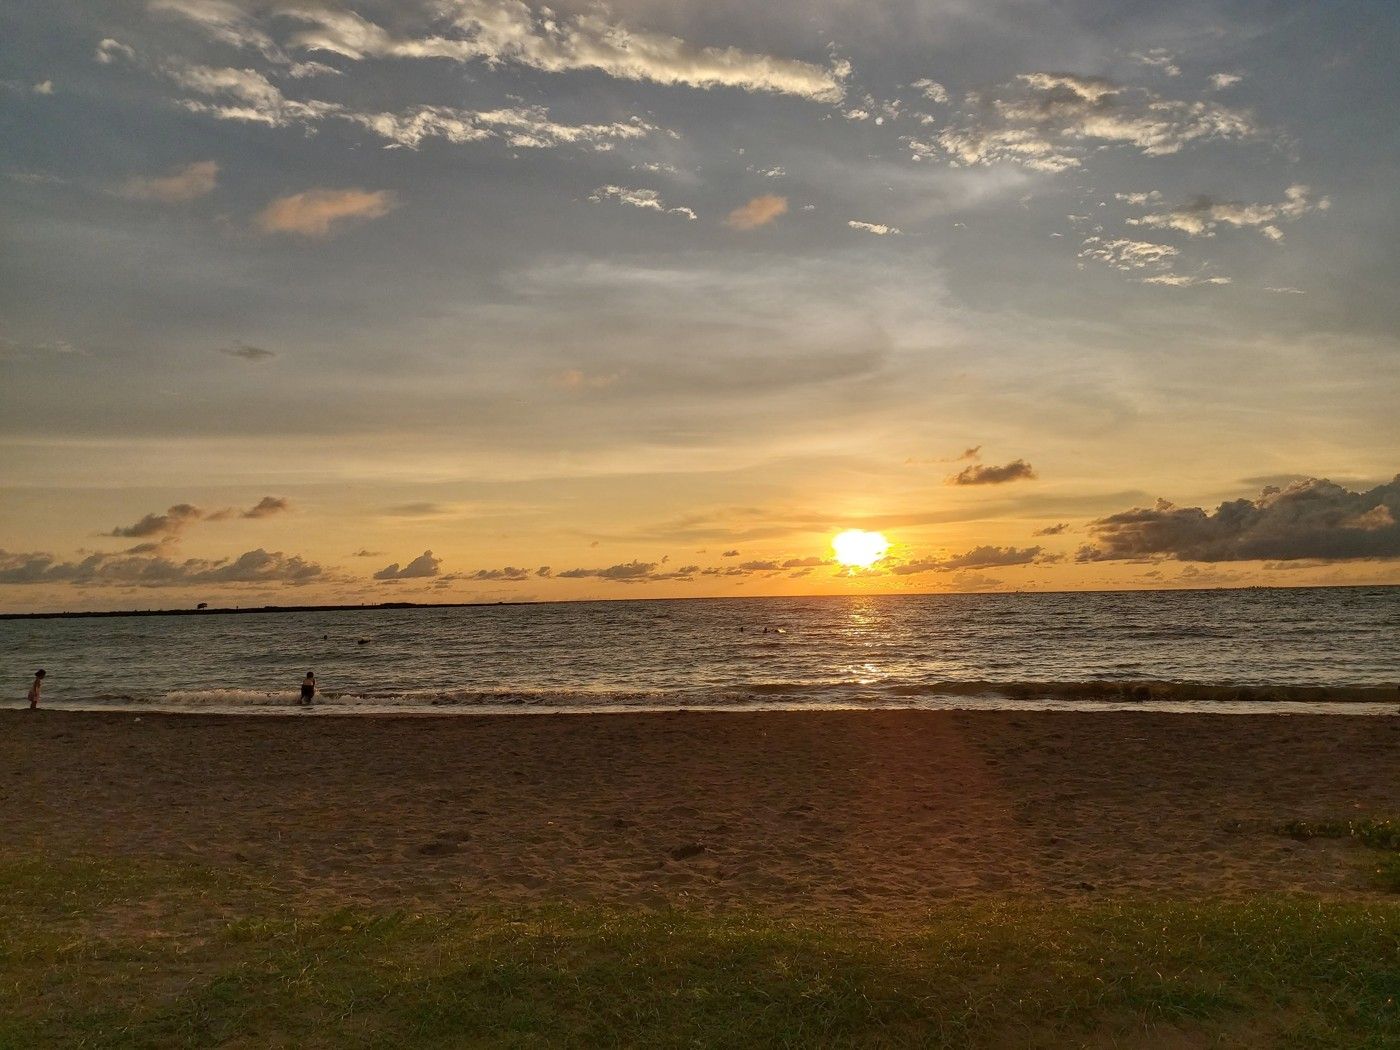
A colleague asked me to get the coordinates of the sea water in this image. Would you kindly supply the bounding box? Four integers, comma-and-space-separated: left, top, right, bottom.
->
2, 588, 1397, 715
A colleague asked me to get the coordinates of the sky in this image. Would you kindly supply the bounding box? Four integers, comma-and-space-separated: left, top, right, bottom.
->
1, 0, 1398, 612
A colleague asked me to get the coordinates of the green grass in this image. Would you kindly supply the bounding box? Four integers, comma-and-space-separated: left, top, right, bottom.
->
1278, 819, 1400, 891
0, 856, 1397, 1049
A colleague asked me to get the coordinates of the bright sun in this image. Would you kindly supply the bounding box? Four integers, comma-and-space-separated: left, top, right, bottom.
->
831, 529, 890, 568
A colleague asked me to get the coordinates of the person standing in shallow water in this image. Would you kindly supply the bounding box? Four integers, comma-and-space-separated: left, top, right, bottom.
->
27, 670, 45, 709
300, 671, 316, 705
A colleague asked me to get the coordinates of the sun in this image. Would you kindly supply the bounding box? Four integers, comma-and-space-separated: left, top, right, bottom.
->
831, 529, 890, 568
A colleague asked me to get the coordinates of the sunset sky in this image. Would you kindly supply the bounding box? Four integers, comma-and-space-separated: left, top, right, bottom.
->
2, 0, 1398, 611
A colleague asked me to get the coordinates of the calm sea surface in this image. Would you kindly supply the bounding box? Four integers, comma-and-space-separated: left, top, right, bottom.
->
3, 588, 1398, 715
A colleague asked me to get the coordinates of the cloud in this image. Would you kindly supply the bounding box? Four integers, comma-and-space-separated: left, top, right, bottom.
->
108, 503, 204, 538
150, 0, 285, 59
555, 559, 699, 583
240, 496, 289, 518
32, 80, 54, 95
277, 1, 848, 102
1126, 184, 1329, 241
911, 78, 948, 104
948, 459, 1037, 485
907, 72, 1256, 172
217, 342, 275, 361
117, 160, 220, 203
1128, 49, 1180, 76
1077, 476, 1400, 563
108, 496, 291, 537
350, 548, 383, 557
469, 566, 532, 581
721, 549, 740, 557
373, 550, 442, 580
1139, 274, 1231, 287
1115, 191, 1162, 205
590, 185, 697, 220
0, 547, 324, 586
1209, 73, 1243, 90
256, 188, 396, 236
348, 105, 654, 150
166, 61, 660, 150
1078, 236, 1178, 271
890, 545, 1046, 574
95, 39, 136, 64
1033, 522, 1069, 536
847, 220, 901, 235
724, 194, 788, 229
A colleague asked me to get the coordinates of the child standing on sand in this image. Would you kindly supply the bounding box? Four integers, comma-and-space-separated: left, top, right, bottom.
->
28, 670, 45, 709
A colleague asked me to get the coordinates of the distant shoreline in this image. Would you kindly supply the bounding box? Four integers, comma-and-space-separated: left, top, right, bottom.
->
0, 582, 1394, 620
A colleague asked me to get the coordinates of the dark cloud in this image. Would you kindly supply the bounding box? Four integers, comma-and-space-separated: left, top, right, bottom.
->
108, 503, 202, 538
216, 343, 276, 362
469, 566, 532, 581
1033, 522, 1068, 536
721, 549, 740, 557
383, 502, 448, 517
110, 497, 288, 535
350, 548, 383, 557
0, 547, 324, 586
373, 550, 442, 580
556, 560, 699, 583
240, 496, 289, 518
890, 545, 1045, 575
1077, 476, 1400, 563
948, 459, 1037, 486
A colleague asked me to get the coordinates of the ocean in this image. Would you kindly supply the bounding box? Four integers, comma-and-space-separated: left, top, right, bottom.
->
3, 587, 1398, 715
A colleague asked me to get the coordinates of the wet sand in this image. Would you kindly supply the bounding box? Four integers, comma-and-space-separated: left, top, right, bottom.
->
3, 709, 1397, 915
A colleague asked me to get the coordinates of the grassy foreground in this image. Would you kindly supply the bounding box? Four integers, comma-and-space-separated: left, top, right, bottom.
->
0, 857, 1396, 1049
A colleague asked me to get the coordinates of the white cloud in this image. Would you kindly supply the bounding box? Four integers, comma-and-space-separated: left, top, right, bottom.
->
1209, 72, 1244, 90
1126, 184, 1329, 241
1078, 235, 1178, 270
149, 0, 285, 60
911, 78, 948, 104
32, 80, 54, 95
168, 64, 657, 150
275, 0, 848, 102
589, 185, 697, 220
1139, 274, 1231, 286
1115, 190, 1162, 205
95, 38, 136, 64
908, 72, 1257, 172
1128, 48, 1181, 76
847, 219, 901, 235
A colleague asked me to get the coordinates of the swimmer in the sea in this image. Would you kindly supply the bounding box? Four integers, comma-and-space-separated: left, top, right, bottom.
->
300, 671, 316, 705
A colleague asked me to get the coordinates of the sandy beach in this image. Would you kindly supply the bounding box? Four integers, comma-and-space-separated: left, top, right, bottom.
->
4, 708, 1396, 916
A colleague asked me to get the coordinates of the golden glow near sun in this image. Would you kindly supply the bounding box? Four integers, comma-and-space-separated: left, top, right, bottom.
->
831, 529, 890, 568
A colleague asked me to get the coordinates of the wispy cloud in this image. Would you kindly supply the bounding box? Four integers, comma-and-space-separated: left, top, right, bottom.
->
908, 72, 1256, 172
216, 343, 275, 362
725, 194, 788, 229
1126, 184, 1329, 242
847, 220, 900, 235
256, 188, 396, 236
118, 160, 219, 203
590, 185, 697, 220
276, 0, 848, 102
